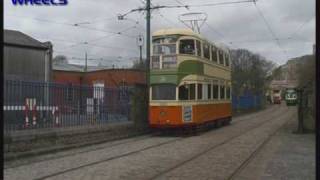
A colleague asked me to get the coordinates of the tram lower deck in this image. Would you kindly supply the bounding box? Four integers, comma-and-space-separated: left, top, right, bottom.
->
149, 102, 231, 128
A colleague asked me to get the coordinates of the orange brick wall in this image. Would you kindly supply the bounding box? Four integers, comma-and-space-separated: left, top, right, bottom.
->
52, 70, 82, 85
52, 69, 145, 87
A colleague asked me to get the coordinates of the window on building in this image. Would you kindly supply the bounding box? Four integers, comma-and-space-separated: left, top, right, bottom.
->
219, 50, 224, 65
93, 81, 105, 100
197, 84, 203, 100
208, 84, 212, 99
203, 43, 210, 59
152, 84, 176, 100
179, 84, 195, 100
213, 84, 219, 99
212, 46, 218, 63
179, 39, 195, 55
196, 40, 202, 57
220, 85, 225, 99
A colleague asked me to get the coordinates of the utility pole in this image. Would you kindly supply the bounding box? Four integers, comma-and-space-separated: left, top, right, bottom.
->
139, 45, 143, 64
137, 34, 144, 65
146, 0, 151, 123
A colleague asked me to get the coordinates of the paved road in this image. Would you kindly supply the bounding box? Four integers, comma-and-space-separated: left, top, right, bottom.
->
5, 104, 313, 180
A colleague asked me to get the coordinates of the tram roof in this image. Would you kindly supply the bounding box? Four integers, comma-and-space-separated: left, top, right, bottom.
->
152, 28, 203, 39
152, 28, 229, 52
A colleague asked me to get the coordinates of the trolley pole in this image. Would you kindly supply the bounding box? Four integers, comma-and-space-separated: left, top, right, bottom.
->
146, 0, 151, 123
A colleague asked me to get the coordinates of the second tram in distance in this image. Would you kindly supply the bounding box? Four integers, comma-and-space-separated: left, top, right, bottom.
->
149, 28, 232, 130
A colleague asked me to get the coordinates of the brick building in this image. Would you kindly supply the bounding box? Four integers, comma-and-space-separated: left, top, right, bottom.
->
52, 63, 146, 88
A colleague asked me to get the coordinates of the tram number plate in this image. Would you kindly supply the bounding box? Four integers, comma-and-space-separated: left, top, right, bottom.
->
183, 106, 192, 122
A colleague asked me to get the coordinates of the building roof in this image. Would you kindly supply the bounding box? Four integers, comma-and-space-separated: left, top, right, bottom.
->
4, 29, 49, 49
53, 63, 144, 73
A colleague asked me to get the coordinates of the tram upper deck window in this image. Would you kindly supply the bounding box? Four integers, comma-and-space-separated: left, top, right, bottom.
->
218, 50, 224, 65
153, 36, 177, 55
153, 36, 177, 44
196, 40, 202, 57
179, 39, 195, 55
225, 54, 230, 67
203, 43, 210, 60
211, 46, 218, 63
153, 44, 176, 55
179, 84, 195, 100
152, 84, 176, 100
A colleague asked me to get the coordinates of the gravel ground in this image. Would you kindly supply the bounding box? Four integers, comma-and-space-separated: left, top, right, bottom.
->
4, 104, 312, 180
233, 108, 315, 180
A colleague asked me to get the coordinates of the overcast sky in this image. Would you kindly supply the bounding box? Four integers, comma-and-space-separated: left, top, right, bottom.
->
4, 0, 315, 67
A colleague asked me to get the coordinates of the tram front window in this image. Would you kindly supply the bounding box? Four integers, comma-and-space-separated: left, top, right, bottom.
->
179, 39, 195, 55
152, 84, 176, 100
153, 44, 176, 55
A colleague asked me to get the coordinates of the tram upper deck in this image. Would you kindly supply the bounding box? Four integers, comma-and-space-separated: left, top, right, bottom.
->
150, 28, 231, 104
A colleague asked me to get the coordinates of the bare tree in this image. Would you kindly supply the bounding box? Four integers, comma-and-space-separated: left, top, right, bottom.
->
231, 49, 276, 96
53, 55, 68, 65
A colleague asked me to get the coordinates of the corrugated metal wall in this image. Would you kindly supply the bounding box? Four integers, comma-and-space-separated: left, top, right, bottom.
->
4, 46, 47, 81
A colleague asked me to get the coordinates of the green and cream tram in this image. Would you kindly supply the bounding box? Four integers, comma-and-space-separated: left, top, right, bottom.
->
149, 28, 232, 129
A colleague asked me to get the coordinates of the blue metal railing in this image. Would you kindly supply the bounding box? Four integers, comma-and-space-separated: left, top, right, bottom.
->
3, 80, 132, 133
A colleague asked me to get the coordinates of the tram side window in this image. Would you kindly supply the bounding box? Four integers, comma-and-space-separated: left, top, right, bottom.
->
179, 39, 195, 55
196, 40, 202, 57
213, 84, 219, 99
220, 85, 225, 99
208, 84, 212, 99
197, 84, 203, 100
178, 84, 195, 100
218, 50, 224, 65
190, 84, 195, 100
212, 46, 218, 63
203, 43, 210, 60
152, 84, 176, 100
226, 86, 231, 99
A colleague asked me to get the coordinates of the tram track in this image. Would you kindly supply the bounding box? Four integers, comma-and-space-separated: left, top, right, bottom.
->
226, 111, 296, 180
29, 106, 288, 180
148, 106, 291, 180
4, 134, 154, 169
4, 105, 286, 180
5, 105, 277, 170
33, 137, 184, 180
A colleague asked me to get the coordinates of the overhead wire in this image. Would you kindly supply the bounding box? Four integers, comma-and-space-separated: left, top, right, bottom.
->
288, 15, 315, 39
6, 14, 135, 38
252, 2, 289, 59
